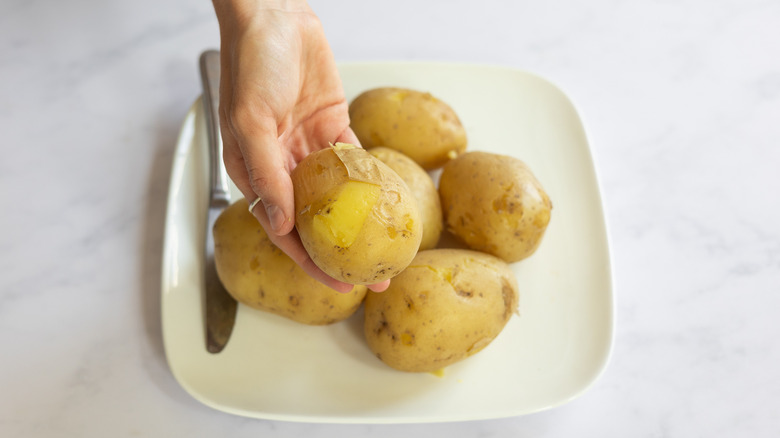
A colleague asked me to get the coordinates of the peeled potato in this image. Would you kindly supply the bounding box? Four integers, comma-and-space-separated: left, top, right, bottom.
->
292, 143, 422, 284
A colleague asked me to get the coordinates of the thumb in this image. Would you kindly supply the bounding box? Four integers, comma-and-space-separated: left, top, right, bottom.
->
235, 118, 295, 236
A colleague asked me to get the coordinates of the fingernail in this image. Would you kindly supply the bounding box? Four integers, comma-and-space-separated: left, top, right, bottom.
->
266, 204, 286, 234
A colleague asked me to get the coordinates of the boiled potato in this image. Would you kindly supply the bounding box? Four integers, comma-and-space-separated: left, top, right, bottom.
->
368, 147, 442, 250
292, 143, 422, 284
364, 249, 519, 372
439, 151, 552, 263
213, 200, 367, 325
349, 87, 467, 170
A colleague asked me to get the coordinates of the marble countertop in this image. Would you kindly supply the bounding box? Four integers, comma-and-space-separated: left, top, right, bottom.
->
2, 0, 778, 436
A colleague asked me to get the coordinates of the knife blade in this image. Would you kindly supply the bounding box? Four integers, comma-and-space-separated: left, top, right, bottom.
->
199, 49, 237, 354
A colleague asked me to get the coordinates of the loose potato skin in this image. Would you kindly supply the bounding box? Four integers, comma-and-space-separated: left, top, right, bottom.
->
292, 143, 422, 284
368, 147, 443, 250
213, 200, 368, 325
349, 87, 467, 170
363, 249, 519, 372
439, 151, 552, 263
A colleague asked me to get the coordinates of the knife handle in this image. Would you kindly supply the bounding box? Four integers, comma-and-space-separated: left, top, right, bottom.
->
199, 50, 231, 206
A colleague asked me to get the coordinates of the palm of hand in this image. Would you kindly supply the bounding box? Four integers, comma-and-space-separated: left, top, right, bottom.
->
223, 9, 356, 194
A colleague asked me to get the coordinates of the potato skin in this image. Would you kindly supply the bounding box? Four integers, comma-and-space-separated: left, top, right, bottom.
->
439, 151, 552, 263
292, 144, 423, 284
363, 249, 519, 372
213, 200, 367, 325
368, 147, 442, 250
349, 87, 467, 170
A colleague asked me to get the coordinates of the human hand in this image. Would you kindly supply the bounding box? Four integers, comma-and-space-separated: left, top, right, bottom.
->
212, 0, 389, 292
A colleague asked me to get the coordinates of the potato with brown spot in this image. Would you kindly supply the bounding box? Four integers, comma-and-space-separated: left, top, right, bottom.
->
363, 249, 519, 372
368, 147, 443, 250
292, 143, 422, 284
439, 151, 552, 263
213, 199, 367, 325
349, 87, 467, 170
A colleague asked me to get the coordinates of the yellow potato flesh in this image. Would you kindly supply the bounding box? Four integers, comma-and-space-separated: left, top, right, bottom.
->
312, 181, 381, 248
409, 264, 453, 285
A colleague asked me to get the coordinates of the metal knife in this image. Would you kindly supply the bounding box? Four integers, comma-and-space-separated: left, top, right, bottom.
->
199, 49, 237, 353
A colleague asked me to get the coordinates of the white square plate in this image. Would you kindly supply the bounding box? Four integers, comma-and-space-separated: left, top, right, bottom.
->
161, 62, 614, 423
